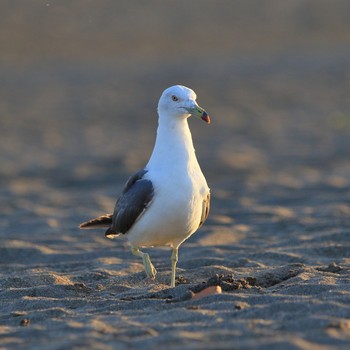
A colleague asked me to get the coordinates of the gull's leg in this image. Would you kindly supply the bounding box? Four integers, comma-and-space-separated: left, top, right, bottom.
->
131, 246, 157, 279
170, 246, 179, 288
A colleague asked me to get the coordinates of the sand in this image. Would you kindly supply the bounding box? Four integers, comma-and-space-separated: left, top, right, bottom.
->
1, 1, 350, 349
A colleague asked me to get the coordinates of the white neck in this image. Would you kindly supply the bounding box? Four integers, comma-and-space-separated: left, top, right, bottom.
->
147, 115, 198, 171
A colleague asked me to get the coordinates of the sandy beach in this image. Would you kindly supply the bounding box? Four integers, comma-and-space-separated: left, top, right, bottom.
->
1, 1, 350, 349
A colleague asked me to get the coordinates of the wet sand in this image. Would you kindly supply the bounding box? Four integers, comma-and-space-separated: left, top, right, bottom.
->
1, 1, 350, 349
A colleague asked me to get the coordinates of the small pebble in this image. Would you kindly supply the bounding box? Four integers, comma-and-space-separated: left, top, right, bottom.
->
20, 319, 30, 327
192, 285, 222, 300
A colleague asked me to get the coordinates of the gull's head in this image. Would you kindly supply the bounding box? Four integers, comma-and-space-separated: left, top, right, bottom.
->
157, 85, 210, 124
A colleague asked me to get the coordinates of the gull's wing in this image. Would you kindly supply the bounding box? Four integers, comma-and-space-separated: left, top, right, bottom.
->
198, 192, 210, 229
105, 169, 154, 238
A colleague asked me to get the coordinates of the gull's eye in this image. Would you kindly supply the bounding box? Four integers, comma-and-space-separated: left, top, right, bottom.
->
172, 95, 178, 102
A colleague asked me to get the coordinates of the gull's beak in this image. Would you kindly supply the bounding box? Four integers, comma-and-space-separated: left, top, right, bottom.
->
186, 103, 210, 124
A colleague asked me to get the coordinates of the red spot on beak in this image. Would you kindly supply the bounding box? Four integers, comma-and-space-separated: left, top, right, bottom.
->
201, 111, 210, 124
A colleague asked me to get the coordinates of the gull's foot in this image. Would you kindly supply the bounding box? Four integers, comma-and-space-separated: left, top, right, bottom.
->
143, 255, 157, 279
131, 246, 157, 280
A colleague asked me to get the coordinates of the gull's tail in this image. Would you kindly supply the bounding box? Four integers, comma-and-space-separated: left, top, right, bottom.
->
79, 214, 113, 229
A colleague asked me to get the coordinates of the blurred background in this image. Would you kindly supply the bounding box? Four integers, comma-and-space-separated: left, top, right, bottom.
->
1, 0, 350, 236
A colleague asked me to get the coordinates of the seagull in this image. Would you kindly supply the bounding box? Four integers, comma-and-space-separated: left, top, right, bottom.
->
80, 85, 210, 287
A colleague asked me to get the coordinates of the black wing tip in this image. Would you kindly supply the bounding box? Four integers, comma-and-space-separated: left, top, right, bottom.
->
79, 214, 113, 229
79, 222, 92, 229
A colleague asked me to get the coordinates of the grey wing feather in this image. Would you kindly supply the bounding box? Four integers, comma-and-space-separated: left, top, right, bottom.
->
198, 192, 210, 229
106, 169, 154, 236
